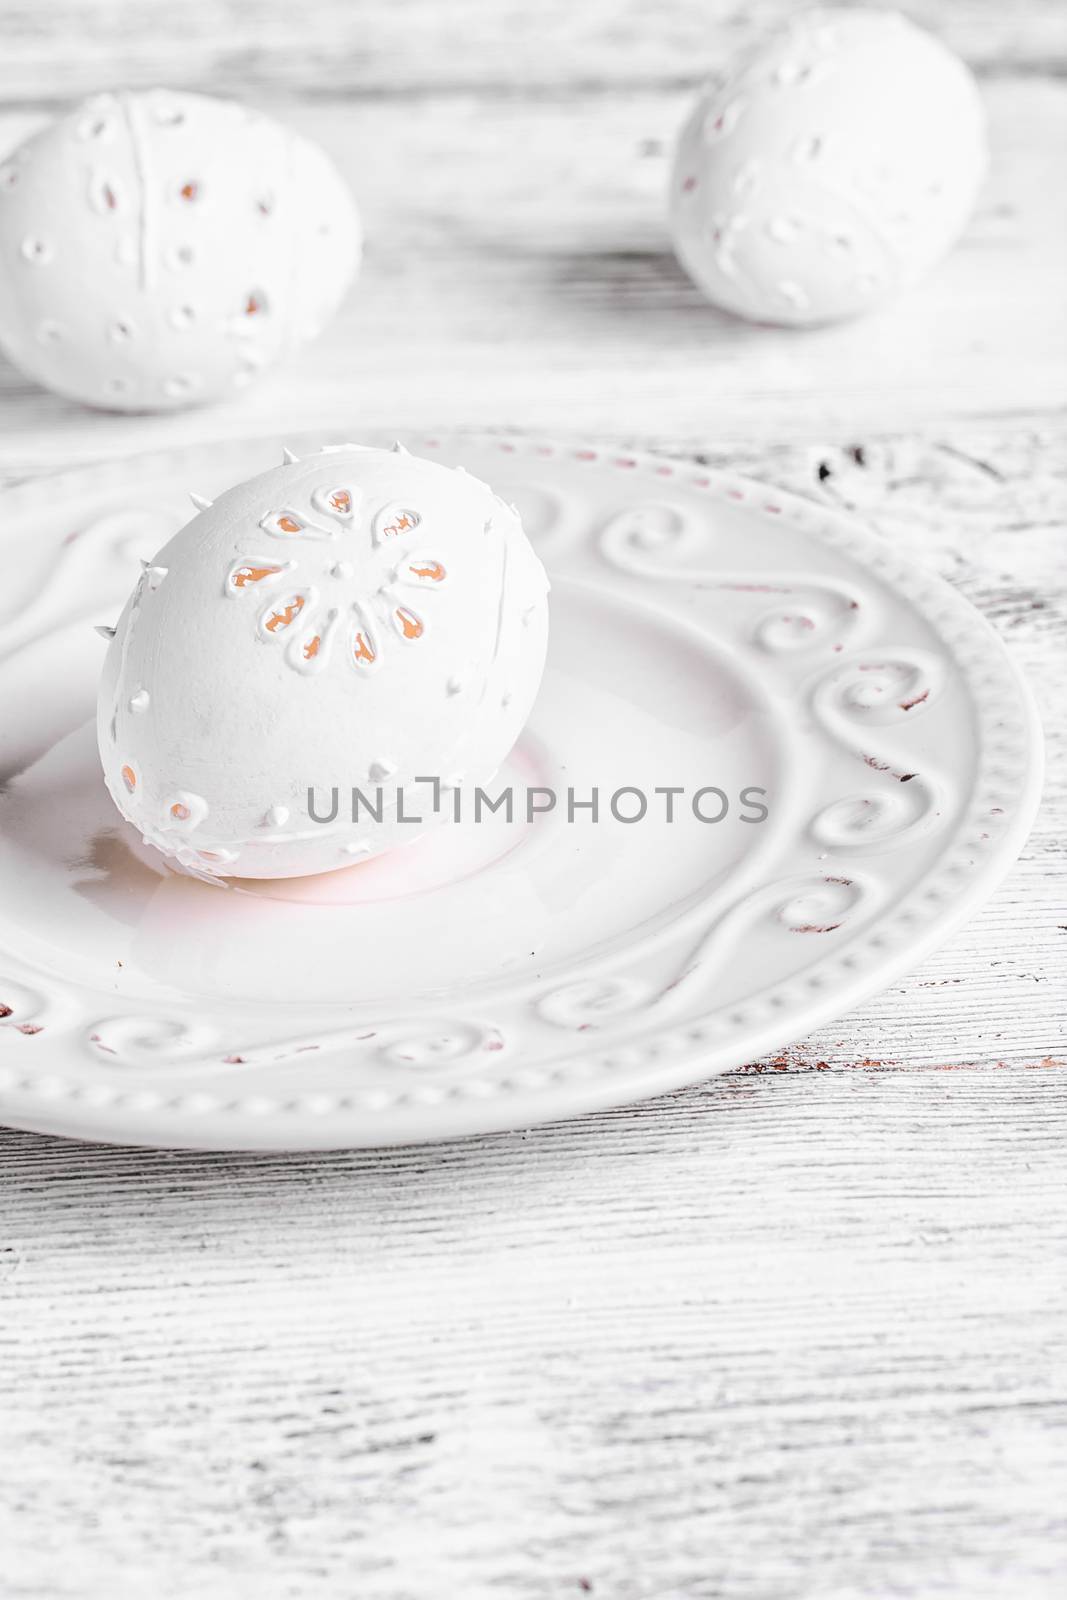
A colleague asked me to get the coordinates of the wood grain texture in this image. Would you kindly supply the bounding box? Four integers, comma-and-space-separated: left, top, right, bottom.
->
2, 1068, 1067, 1600
0, 0, 1065, 1595
0, 0, 1064, 101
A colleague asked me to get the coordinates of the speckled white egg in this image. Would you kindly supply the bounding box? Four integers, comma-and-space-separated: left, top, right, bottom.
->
0, 89, 359, 410
670, 9, 987, 326
97, 445, 550, 880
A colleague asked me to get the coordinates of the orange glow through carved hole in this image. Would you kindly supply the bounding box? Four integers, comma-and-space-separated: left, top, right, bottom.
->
232, 563, 282, 588
265, 596, 305, 634
395, 607, 424, 640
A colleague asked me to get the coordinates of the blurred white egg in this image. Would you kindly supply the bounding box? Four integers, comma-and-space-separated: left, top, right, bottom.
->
97, 445, 550, 880
0, 89, 360, 409
670, 9, 987, 325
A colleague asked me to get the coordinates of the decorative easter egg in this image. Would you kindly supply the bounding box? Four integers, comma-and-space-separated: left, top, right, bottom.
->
670, 9, 986, 326
96, 445, 550, 880
0, 90, 359, 410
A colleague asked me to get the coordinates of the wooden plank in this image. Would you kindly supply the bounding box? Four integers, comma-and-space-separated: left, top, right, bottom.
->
1, 1063, 1065, 1598
0, 0, 1064, 103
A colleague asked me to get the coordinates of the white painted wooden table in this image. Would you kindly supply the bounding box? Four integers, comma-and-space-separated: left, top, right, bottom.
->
1, 4, 1065, 1595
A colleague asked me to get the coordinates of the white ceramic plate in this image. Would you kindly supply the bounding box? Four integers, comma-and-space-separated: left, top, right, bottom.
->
0, 433, 1042, 1149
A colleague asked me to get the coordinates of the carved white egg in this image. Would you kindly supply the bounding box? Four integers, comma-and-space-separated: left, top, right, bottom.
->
97, 446, 550, 880
670, 9, 986, 326
0, 89, 359, 410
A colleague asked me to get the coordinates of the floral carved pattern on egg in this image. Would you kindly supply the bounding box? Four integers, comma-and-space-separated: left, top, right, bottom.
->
226, 486, 447, 678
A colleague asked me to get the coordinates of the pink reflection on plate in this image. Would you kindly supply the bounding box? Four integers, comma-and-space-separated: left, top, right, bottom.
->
229, 736, 553, 907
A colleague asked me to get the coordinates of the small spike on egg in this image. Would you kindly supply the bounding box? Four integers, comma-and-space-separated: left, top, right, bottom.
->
282, 447, 299, 465
189, 492, 213, 512
95, 624, 117, 640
